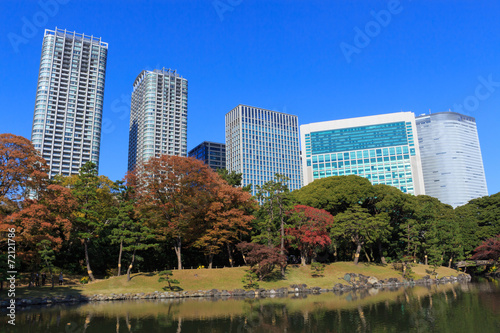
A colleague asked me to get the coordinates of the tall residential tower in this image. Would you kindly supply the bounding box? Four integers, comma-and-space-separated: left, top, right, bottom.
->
225, 105, 302, 196
416, 112, 488, 207
31, 28, 108, 177
128, 68, 188, 171
300, 112, 425, 195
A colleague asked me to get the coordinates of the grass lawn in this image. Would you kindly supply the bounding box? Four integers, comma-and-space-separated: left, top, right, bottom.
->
3, 262, 460, 299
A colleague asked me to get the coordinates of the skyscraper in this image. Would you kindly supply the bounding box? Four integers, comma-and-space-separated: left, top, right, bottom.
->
225, 105, 302, 196
188, 141, 226, 170
416, 112, 488, 207
31, 28, 108, 177
300, 112, 425, 195
128, 68, 188, 171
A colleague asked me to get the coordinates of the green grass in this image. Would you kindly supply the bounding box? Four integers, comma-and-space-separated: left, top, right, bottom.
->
2, 262, 460, 299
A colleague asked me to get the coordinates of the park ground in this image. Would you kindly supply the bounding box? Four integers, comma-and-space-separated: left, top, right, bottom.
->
1, 262, 461, 299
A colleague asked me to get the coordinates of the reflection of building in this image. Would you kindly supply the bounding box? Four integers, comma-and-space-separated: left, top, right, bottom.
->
225, 105, 302, 196
188, 141, 226, 170
300, 112, 425, 195
415, 112, 488, 207
31, 28, 108, 177
128, 68, 188, 171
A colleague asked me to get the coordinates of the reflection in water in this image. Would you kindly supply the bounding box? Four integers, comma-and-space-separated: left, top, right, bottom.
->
4, 280, 500, 333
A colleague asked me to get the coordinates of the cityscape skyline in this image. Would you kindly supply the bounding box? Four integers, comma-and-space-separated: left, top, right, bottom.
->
2, 1, 499, 196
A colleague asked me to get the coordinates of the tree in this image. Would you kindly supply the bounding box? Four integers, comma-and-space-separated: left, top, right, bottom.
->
291, 175, 374, 216
193, 180, 256, 268
109, 182, 158, 280
158, 270, 180, 291
216, 169, 251, 191
255, 174, 291, 277
0, 134, 49, 219
237, 242, 286, 281
456, 193, 500, 247
72, 162, 118, 281
471, 234, 500, 261
7, 184, 76, 271
331, 205, 385, 265
133, 155, 220, 270
286, 205, 333, 266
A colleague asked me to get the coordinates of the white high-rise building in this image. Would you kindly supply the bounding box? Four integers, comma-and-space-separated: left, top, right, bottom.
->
301, 112, 426, 196
416, 112, 488, 207
128, 68, 188, 171
225, 105, 302, 196
31, 28, 108, 177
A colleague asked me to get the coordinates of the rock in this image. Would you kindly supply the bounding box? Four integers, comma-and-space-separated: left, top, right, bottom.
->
367, 276, 378, 284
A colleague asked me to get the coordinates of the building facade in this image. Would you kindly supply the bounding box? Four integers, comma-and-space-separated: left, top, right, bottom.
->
416, 112, 488, 207
188, 141, 226, 170
225, 105, 302, 196
31, 28, 108, 177
128, 68, 188, 171
300, 112, 425, 195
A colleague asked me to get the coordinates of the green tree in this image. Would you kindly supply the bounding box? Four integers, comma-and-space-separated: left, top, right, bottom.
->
331, 205, 385, 265
255, 174, 291, 276
216, 169, 252, 192
291, 175, 374, 216
72, 162, 118, 281
109, 182, 158, 281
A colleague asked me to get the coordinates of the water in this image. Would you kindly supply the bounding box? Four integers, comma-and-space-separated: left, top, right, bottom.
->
3, 279, 499, 333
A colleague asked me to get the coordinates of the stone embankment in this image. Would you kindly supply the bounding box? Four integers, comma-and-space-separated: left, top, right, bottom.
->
0, 273, 471, 309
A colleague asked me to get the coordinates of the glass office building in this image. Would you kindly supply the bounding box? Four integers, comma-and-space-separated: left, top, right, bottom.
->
188, 141, 226, 170
128, 68, 188, 171
416, 112, 488, 207
301, 112, 425, 195
225, 105, 302, 196
31, 28, 108, 177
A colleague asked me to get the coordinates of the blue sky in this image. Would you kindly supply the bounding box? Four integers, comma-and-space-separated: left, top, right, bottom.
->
1, 0, 499, 195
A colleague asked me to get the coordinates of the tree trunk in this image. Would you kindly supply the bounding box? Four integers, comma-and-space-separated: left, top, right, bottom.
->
84, 239, 95, 281
364, 247, 371, 262
117, 239, 123, 276
448, 256, 453, 268
378, 242, 387, 265
227, 243, 234, 267
333, 243, 338, 262
354, 242, 362, 265
300, 249, 307, 266
174, 236, 182, 270
126, 248, 137, 282
208, 254, 214, 269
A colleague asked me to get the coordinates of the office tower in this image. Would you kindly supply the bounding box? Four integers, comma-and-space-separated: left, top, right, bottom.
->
128, 68, 188, 171
31, 28, 108, 178
225, 105, 302, 196
416, 112, 488, 207
188, 141, 226, 170
301, 112, 425, 195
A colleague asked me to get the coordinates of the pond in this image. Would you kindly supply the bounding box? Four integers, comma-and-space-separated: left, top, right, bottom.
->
3, 279, 499, 333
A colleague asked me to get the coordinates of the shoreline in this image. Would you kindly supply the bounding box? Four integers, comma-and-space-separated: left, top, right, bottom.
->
1, 273, 471, 310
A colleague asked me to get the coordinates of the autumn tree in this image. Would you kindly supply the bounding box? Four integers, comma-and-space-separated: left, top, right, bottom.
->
286, 205, 333, 266
193, 179, 257, 268
471, 234, 500, 261
7, 184, 76, 275
0, 134, 49, 219
71, 162, 118, 281
237, 242, 287, 281
133, 155, 220, 270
